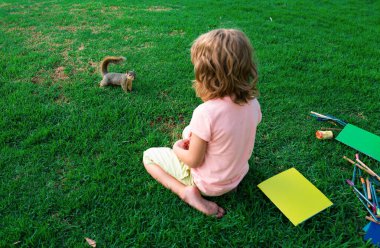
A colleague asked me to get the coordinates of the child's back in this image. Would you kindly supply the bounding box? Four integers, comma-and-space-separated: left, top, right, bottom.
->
190, 96, 261, 196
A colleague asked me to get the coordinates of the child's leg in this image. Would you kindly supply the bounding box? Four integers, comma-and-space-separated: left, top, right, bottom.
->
144, 163, 225, 218
143, 148, 225, 218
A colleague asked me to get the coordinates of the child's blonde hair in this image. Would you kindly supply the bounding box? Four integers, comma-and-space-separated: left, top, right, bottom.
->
191, 29, 258, 104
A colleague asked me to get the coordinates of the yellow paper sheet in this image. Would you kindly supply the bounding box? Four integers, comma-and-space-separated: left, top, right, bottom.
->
258, 168, 333, 226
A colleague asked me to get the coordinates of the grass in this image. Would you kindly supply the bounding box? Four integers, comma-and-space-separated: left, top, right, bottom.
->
1, 0, 379, 247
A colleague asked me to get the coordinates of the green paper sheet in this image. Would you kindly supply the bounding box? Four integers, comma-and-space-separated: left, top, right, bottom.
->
336, 124, 380, 162
258, 168, 333, 226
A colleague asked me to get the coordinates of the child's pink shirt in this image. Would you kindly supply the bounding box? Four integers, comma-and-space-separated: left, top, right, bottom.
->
189, 96, 262, 196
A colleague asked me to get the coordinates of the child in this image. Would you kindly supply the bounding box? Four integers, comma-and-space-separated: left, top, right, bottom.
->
143, 29, 262, 218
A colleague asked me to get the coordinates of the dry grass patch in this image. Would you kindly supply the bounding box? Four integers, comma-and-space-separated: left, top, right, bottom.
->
31, 69, 49, 85
6, 26, 36, 33
53, 66, 69, 81
146, 6, 173, 12
351, 112, 368, 120
110, 6, 119, 10
169, 30, 186, 37
124, 35, 135, 41
57, 26, 78, 33
9, 11, 28, 15
0, 3, 11, 8
135, 42, 154, 51
89, 61, 100, 75
31, 76, 44, 85
100, 6, 124, 18
25, 30, 56, 51
90, 25, 110, 34
68, 5, 88, 14
78, 43, 85, 51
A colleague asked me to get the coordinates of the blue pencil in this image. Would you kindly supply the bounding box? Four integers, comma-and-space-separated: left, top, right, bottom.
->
371, 184, 380, 215
371, 184, 379, 206
353, 190, 379, 221
352, 166, 357, 184
346, 179, 374, 207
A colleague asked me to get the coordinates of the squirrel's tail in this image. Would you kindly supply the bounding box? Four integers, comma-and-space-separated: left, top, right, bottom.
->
100, 56, 126, 76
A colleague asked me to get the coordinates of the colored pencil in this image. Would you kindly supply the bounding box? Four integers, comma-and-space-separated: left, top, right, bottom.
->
353, 190, 379, 221
355, 154, 380, 181
346, 179, 374, 208
367, 178, 372, 201
372, 184, 379, 207
309, 111, 347, 126
343, 156, 369, 174
365, 216, 380, 224
352, 166, 357, 184
361, 177, 368, 199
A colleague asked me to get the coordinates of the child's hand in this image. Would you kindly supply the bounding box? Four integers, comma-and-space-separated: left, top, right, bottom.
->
173, 139, 190, 151
183, 139, 190, 150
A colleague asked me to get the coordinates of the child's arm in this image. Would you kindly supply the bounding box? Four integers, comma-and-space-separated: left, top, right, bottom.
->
173, 133, 206, 168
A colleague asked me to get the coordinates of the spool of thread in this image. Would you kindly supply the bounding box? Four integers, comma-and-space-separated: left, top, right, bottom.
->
315, 130, 333, 140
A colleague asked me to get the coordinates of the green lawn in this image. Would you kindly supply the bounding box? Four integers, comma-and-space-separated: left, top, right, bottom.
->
1, 0, 380, 247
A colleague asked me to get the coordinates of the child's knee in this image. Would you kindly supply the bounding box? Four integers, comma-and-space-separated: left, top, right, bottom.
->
143, 147, 164, 166
143, 148, 154, 166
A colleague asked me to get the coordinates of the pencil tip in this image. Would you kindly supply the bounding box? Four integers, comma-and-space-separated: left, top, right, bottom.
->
346, 179, 353, 186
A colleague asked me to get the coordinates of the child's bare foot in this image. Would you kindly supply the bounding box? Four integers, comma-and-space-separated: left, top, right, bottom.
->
181, 186, 225, 218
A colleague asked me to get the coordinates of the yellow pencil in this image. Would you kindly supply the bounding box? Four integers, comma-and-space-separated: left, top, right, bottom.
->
366, 178, 372, 201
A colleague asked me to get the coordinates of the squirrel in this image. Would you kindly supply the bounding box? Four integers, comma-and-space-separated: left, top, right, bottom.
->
99, 56, 136, 93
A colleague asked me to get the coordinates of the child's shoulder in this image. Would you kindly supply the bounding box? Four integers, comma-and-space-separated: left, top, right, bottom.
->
203, 96, 232, 105
194, 97, 234, 116
196, 97, 228, 110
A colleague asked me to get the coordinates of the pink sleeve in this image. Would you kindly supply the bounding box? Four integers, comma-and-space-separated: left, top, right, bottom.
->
189, 105, 211, 142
